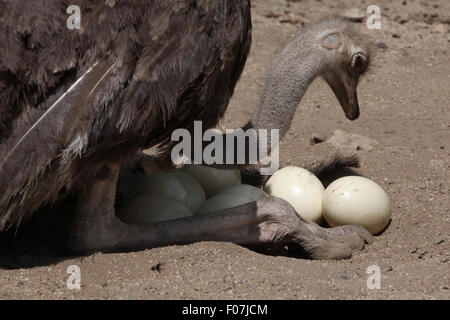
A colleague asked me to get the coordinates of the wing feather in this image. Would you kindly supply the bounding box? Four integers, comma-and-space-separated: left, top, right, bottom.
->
0, 0, 252, 230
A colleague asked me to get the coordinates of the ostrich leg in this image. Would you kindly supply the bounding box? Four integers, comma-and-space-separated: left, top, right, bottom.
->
68, 163, 372, 259
117, 198, 373, 260
67, 164, 124, 252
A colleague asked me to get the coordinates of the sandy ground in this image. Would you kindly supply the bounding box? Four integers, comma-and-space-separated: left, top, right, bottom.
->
0, 0, 449, 300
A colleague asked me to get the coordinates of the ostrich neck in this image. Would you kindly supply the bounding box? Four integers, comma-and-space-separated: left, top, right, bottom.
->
248, 43, 323, 139
201, 40, 324, 172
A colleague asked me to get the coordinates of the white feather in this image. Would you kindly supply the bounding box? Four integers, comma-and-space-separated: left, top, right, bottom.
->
88, 61, 117, 97
1, 64, 96, 167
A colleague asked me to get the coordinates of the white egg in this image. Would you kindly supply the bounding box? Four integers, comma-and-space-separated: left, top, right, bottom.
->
196, 194, 254, 215
219, 184, 267, 201
322, 176, 391, 234
127, 173, 187, 204
263, 166, 324, 223
183, 165, 241, 197
119, 195, 193, 224
166, 169, 206, 212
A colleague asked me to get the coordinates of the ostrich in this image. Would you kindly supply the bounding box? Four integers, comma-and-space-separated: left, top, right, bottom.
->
0, 0, 374, 260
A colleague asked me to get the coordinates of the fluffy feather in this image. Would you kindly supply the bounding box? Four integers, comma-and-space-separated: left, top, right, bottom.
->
0, 0, 252, 231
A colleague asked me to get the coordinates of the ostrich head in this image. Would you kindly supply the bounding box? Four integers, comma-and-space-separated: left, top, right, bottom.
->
250, 17, 373, 137
315, 18, 373, 120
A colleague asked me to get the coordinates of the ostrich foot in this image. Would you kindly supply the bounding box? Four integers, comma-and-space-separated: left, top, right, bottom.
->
68, 164, 372, 260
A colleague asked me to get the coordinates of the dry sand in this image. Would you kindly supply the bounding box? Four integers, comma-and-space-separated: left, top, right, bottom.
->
0, 0, 449, 299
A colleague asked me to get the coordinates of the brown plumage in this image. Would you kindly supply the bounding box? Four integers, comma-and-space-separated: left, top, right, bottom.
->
0, 2, 376, 261
0, 0, 252, 231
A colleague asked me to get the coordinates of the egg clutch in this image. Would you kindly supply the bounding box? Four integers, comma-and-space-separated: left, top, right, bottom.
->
119, 165, 267, 224
119, 165, 391, 235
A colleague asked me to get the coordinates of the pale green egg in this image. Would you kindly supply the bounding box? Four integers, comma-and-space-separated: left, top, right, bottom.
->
196, 194, 254, 215
167, 169, 206, 212
183, 165, 241, 197
119, 195, 193, 224
218, 184, 267, 201
127, 172, 188, 205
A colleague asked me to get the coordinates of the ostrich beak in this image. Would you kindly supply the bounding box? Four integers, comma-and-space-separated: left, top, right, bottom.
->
324, 71, 360, 121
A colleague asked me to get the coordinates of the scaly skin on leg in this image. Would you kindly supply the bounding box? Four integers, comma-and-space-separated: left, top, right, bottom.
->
68, 163, 372, 260
67, 164, 124, 252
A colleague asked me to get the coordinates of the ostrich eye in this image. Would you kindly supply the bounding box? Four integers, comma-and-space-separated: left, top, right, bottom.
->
350, 53, 368, 73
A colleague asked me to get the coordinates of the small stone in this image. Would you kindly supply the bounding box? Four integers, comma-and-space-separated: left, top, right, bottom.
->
376, 42, 388, 49
326, 130, 379, 152
394, 14, 409, 24
263, 11, 280, 18
433, 237, 445, 245
342, 8, 365, 22
432, 23, 447, 34
339, 273, 351, 280
430, 159, 446, 168
279, 18, 301, 25
309, 134, 325, 145
382, 266, 393, 273
418, 250, 428, 259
